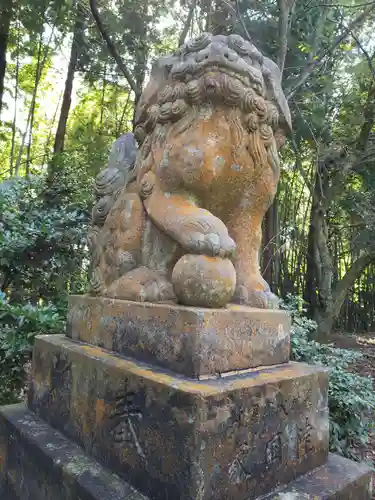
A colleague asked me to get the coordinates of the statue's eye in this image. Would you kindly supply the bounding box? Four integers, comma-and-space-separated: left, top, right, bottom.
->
228, 35, 249, 57
186, 32, 212, 53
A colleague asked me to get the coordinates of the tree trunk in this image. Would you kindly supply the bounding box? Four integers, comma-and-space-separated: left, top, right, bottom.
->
9, 16, 20, 175
262, 199, 279, 291
304, 155, 337, 340
315, 253, 374, 341
15, 22, 55, 175
131, 0, 149, 126
304, 168, 321, 313
178, 0, 196, 47
52, 7, 84, 159
277, 0, 295, 77
0, 0, 12, 117
25, 34, 44, 175
99, 63, 106, 133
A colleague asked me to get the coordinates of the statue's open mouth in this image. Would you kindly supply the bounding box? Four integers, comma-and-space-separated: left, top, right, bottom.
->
172, 60, 264, 96
197, 65, 249, 86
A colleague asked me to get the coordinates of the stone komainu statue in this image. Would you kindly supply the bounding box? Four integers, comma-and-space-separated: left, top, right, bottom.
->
88, 33, 291, 309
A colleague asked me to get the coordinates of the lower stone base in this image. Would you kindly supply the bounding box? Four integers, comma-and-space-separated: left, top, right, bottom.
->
0, 404, 372, 500
28, 335, 330, 500
0, 404, 147, 500
262, 454, 372, 499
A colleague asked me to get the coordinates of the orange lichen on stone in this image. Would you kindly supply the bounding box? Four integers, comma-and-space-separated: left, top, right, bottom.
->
27, 334, 334, 500
172, 255, 236, 307
95, 399, 107, 426
87, 33, 291, 309
35, 335, 322, 399
67, 296, 291, 377
0, 445, 6, 473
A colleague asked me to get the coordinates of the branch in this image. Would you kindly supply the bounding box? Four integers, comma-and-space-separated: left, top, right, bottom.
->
331, 252, 374, 319
235, 0, 252, 41
286, 4, 375, 99
179, 0, 196, 47
89, 0, 140, 97
350, 31, 375, 79
277, 0, 295, 77
356, 81, 375, 152
305, 1, 375, 10
291, 137, 314, 194
217, 0, 252, 41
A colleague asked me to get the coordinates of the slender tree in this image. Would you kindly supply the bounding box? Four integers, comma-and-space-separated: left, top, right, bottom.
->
52, 3, 85, 158
0, 0, 13, 116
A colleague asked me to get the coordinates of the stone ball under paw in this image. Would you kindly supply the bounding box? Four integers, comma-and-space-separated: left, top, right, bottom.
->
172, 254, 236, 308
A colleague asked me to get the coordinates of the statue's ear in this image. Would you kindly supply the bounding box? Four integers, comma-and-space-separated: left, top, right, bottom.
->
134, 55, 179, 126
262, 57, 292, 135
108, 133, 137, 172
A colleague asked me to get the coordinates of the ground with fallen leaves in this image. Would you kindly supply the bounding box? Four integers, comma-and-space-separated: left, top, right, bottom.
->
329, 333, 375, 497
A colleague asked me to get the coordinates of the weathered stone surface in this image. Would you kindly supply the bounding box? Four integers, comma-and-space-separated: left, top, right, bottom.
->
29, 334, 328, 500
259, 453, 372, 500
67, 295, 291, 377
0, 403, 371, 500
171, 255, 237, 308
0, 476, 17, 500
88, 34, 292, 309
0, 403, 148, 500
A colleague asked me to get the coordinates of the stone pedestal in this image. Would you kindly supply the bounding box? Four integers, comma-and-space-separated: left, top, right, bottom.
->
66, 296, 291, 377
0, 297, 372, 499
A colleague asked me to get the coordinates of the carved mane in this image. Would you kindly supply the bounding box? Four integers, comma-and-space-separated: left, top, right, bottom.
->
132, 33, 291, 188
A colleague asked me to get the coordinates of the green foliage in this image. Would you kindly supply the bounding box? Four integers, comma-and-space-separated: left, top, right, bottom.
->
283, 295, 375, 461
77, 0, 179, 90
0, 174, 88, 405
0, 175, 90, 301
64, 85, 133, 177
0, 291, 65, 404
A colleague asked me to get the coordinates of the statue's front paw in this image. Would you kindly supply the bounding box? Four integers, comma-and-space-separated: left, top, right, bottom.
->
233, 282, 280, 309
186, 230, 236, 258
105, 268, 177, 303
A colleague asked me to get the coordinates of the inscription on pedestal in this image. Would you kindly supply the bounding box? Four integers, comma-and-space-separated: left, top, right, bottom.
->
228, 443, 252, 485
46, 354, 71, 422
239, 403, 261, 426
229, 407, 317, 486
108, 389, 145, 459
297, 417, 313, 459
265, 434, 282, 465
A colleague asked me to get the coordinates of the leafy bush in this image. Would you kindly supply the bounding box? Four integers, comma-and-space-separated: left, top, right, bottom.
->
0, 174, 87, 405
282, 294, 375, 461
0, 175, 90, 302
0, 292, 65, 404
0, 174, 89, 404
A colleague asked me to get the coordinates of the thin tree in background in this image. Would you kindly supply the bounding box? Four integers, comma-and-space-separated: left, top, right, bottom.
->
14, 14, 56, 176
52, 3, 85, 158
9, 15, 20, 176
0, 0, 13, 116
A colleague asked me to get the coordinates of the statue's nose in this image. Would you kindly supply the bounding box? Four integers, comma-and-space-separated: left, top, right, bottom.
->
194, 43, 239, 64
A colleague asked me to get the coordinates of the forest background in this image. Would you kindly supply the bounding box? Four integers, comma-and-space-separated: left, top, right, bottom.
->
0, 0, 375, 463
